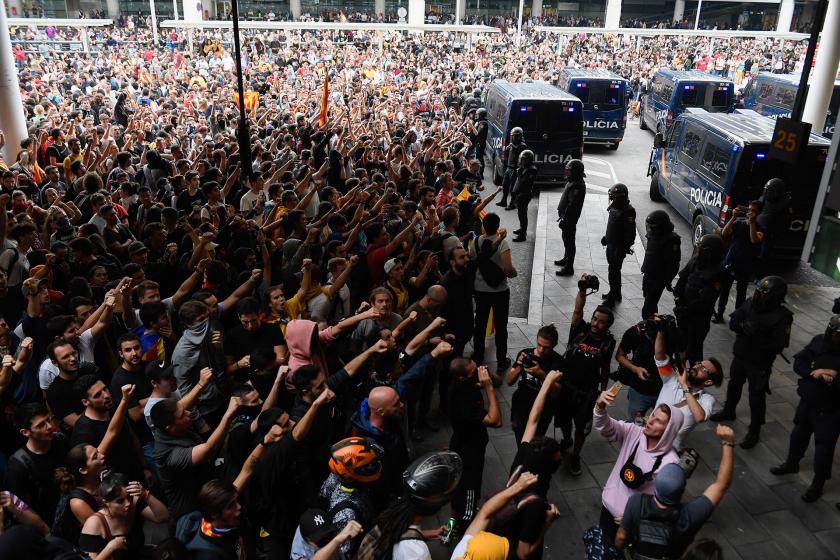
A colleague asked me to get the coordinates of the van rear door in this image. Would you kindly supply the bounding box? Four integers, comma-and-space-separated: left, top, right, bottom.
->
507, 100, 582, 181
678, 82, 733, 114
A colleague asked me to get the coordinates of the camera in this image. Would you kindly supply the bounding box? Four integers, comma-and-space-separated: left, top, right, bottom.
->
578, 274, 600, 293
519, 350, 536, 369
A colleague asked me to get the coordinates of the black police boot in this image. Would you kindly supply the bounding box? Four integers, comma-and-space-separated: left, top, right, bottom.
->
556, 265, 574, 277
513, 229, 524, 235
770, 461, 799, 475
497, 198, 508, 207
802, 476, 825, 503
505, 204, 517, 211
740, 430, 760, 449
554, 258, 567, 267
568, 453, 582, 477
709, 409, 736, 422
711, 311, 725, 324
513, 234, 527, 243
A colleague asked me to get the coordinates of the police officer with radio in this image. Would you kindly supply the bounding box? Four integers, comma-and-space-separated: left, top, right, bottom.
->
555, 159, 587, 277
498, 127, 527, 209
601, 184, 636, 308
641, 211, 682, 320
710, 276, 793, 449
770, 315, 840, 503
512, 150, 538, 243
673, 234, 726, 366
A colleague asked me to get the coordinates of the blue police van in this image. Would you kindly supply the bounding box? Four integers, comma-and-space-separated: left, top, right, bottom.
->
556, 68, 629, 150
484, 80, 583, 185
647, 108, 830, 261
739, 72, 840, 138
640, 70, 735, 133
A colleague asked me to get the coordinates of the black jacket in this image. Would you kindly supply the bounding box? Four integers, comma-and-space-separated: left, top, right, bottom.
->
730, 298, 793, 368
557, 179, 586, 227
793, 334, 840, 411
642, 231, 681, 283
605, 204, 637, 251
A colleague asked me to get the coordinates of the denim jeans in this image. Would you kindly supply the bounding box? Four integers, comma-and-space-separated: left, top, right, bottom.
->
627, 387, 659, 420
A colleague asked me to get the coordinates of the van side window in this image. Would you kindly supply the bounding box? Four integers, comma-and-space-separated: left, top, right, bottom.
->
774, 85, 795, 107
699, 140, 730, 183
667, 121, 682, 149
680, 125, 703, 161
758, 83, 775, 103
661, 81, 674, 102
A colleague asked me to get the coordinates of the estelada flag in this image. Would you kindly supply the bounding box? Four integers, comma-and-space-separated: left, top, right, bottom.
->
319, 71, 329, 127
456, 186, 487, 219
233, 91, 259, 116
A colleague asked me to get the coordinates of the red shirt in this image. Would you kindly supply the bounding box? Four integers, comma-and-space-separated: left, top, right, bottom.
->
367, 245, 389, 286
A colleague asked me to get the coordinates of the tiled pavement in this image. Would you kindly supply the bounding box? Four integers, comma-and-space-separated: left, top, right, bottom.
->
418, 190, 840, 559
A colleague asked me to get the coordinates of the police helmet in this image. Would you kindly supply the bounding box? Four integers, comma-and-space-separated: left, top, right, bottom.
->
510, 127, 524, 142
403, 451, 462, 513
762, 178, 786, 202
754, 275, 787, 310
565, 158, 585, 179
697, 233, 724, 263
519, 150, 535, 167
476, 108, 488, 120
827, 315, 840, 335
645, 210, 674, 235
608, 183, 629, 203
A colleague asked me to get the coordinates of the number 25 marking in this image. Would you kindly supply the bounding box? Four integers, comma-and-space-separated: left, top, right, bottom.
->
773, 130, 798, 152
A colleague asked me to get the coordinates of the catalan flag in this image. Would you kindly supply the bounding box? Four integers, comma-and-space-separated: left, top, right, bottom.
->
319, 70, 329, 127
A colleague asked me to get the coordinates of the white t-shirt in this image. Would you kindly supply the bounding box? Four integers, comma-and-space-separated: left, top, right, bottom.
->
654, 357, 715, 451
38, 329, 97, 390
393, 526, 431, 560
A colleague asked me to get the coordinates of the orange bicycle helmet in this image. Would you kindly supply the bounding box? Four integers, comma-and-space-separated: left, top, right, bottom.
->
328, 437, 383, 484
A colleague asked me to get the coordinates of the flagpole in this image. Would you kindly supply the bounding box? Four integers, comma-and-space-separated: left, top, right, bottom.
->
230, 0, 252, 179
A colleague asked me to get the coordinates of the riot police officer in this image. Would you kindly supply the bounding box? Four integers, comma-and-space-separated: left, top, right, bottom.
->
512, 150, 537, 243
710, 276, 793, 449
770, 315, 840, 503
756, 178, 792, 261
641, 210, 681, 320
673, 234, 726, 365
463, 89, 482, 115
601, 183, 636, 308
554, 159, 586, 277
472, 108, 489, 174
498, 127, 527, 209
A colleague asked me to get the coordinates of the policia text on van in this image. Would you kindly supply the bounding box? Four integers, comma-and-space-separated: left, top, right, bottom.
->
647, 109, 830, 262
484, 80, 584, 185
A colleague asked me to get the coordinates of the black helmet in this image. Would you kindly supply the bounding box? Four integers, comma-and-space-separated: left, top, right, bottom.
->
753, 275, 787, 311
825, 315, 840, 351
403, 451, 462, 512
510, 127, 524, 143
697, 233, 724, 264
608, 183, 629, 206
565, 158, 585, 179
762, 178, 786, 203
476, 108, 487, 120
645, 210, 674, 236
519, 149, 534, 167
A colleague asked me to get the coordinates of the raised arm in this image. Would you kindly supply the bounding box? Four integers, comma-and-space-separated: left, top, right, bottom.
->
703, 425, 735, 507
99, 384, 135, 457
521, 370, 563, 444
191, 397, 241, 465
466, 472, 538, 536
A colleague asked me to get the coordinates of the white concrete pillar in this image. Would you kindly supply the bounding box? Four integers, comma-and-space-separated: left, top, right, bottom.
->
106, 0, 119, 17
375, 0, 385, 19
149, 0, 159, 44
777, 0, 794, 31
183, 0, 203, 21
673, 0, 685, 22
408, 0, 424, 27
802, 0, 840, 136
173, 0, 179, 19
455, 0, 466, 24
531, 0, 542, 19
604, 0, 621, 28
289, 0, 301, 19
0, 0, 27, 164
5, 0, 22, 16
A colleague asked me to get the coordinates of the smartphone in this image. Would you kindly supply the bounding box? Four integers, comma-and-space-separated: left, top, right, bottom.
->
609, 382, 623, 397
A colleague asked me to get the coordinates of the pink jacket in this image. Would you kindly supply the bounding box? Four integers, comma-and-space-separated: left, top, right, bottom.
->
285, 319, 336, 390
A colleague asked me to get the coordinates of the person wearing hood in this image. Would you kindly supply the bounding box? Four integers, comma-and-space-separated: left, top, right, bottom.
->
710, 276, 793, 449
770, 315, 840, 503
640, 210, 681, 320
587, 386, 684, 558
615, 425, 735, 558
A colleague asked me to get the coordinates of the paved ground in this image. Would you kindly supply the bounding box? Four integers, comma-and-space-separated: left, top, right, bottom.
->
418, 123, 840, 559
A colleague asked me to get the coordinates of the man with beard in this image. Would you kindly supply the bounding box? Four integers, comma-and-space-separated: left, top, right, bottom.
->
673, 234, 726, 366
771, 315, 840, 503
110, 333, 155, 474
554, 159, 586, 277
640, 210, 681, 320
711, 276, 793, 449
600, 183, 636, 308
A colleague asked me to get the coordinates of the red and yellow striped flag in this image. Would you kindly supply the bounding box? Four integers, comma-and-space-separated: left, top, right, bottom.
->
319, 71, 329, 127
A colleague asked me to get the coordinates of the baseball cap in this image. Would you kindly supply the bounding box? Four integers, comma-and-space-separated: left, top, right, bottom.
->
299, 508, 337, 544
128, 241, 148, 256
144, 360, 176, 383
21, 277, 47, 298
383, 258, 401, 274
654, 463, 686, 506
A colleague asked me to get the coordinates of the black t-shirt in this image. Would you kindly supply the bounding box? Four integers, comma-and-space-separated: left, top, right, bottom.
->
616, 323, 662, 396
563, 319, 615, 391
448, 380, 488, 459
111, 366, 154, 444
70, 414, 145, 483
46, 375, 85, 429
225, 323, 285, 363
5, 436, 68, 521
0, 286, 24, 327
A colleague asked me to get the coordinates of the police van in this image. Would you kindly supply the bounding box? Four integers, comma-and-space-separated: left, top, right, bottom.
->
484, 80, 583, 185
740, 72, 840, 138
640, 70, 735, 133
647, 109, 830, 261
556, 68, 629, 150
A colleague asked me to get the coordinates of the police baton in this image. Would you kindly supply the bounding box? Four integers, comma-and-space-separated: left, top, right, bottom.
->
778, 352, 791, 365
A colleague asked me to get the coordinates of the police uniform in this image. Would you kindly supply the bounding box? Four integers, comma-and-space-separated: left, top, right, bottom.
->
473, 116, 489, 172
712, 279, 792, 447
771, 320, 840, 502
500, 136, 527, 208
673, 235, 726, 365
602, 184, 636, 307
641, 211, 681, 320
554, 162, 587, 276
513, 158, 538, 242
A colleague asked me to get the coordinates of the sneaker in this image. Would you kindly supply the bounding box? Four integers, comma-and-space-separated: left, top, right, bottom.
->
770, 461, 799, 475
496, 200, 508, 207
512, 235, 527, 242
709, 410, 736, 422
505, 205, 516, 211
513, 229, 524, 235
568, 454, 582, 476
802, 479, 825, 503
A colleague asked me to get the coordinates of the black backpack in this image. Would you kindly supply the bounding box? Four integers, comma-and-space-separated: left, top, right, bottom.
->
475, 237, 505, 288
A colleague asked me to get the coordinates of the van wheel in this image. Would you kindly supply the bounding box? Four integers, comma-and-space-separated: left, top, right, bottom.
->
692, 215, 705, 246
610, 142, 620, 151
649, 171, 664, 202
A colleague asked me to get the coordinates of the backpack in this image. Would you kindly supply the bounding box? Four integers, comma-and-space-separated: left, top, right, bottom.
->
51, 488, 98, 543
630, 494, 681, 560
475, 236, 505, 288
354, 525, 424, 560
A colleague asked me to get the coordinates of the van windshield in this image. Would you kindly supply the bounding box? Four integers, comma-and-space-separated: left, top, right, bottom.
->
679, 83, 731, 108
571, 81, 625, 111
509, 102, 581, 133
